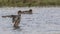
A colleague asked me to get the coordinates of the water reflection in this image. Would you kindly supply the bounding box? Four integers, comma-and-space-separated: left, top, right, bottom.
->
1, 7, 60, 34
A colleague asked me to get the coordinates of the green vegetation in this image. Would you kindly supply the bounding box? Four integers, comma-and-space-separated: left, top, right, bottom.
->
0, 0, 60, 7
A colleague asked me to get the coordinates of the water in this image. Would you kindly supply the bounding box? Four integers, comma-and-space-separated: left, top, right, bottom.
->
0, 7, 60, 34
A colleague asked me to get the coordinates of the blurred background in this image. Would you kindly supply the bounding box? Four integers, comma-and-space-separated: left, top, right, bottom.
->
0, 0, 60, 7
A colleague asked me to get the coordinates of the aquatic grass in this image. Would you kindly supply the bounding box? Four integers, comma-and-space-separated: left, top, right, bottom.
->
0, 0, 60, 7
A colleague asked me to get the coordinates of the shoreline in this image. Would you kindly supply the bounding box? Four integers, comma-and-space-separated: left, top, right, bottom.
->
0, 5, 60, 8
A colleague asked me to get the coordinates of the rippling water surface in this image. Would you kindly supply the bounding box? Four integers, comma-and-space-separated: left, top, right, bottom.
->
0, 7, 60, 34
